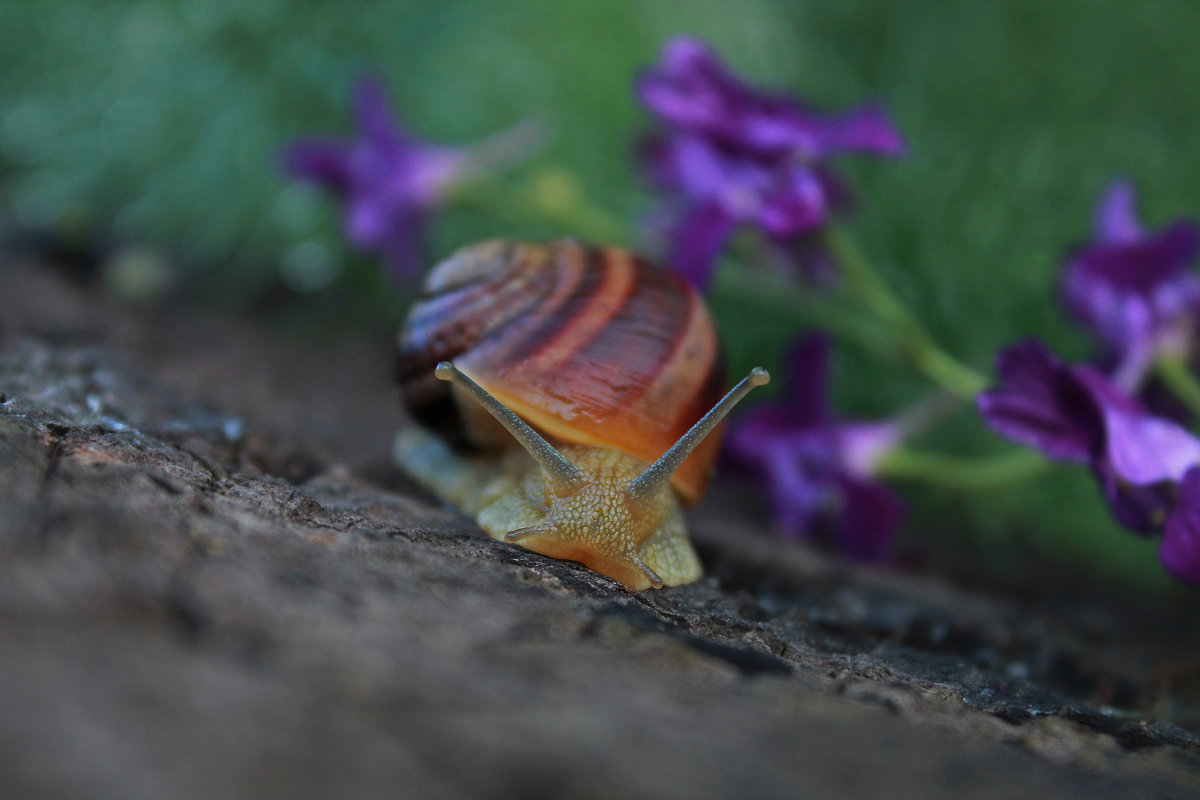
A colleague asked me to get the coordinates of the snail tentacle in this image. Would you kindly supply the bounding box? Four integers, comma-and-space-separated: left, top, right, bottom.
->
502, 524, 557, 543
435, 361, 588, 494
626, 367, 771, 504
628, 554, 665, 589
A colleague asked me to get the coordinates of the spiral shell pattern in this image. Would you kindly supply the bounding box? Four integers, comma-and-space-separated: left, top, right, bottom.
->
396, 239, 726, 504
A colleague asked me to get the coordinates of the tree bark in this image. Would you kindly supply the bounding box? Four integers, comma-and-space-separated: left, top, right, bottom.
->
2, 254, 1199, 799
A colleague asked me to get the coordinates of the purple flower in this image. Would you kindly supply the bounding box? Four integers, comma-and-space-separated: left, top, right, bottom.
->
726, 334, 904, 561
284, 77, 528, 283
1061, 180, 1200, 388
1161, 467, 1200, 583
979, 339, 1200, 583
637, 37, 905, 289
978, 338, 1200, 530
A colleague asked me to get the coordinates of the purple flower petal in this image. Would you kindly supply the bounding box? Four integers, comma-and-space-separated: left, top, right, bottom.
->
1059, 180, 1200, 384
666, 201, 736, 290
838, 422, 904, 478
643, 133, 738, 205
283, 75, 526, 284
756, 166, 827, 237
761, 437, 833, 536
1094, 179, 1141, 244
976, 339, 1099, 462
1089, 388, 1200, 485
638, 37, 905, 160
1093, 460, 1175, 533
1060, 264, 1157, 387
835, 476, 904, 562
780, 334, 832, 427
981, 338, 1200, 552
1069, 222, 1200, 296
981, 339, 1200, 483
636, 37, 905, 288
819, 103, 907, 157
729, 334, 831, 435
636, 38, 736, 140
283, 139, 352, 193
726, 333, 903, 560
1161, 466, 1200, 583
353, 76, 412, 151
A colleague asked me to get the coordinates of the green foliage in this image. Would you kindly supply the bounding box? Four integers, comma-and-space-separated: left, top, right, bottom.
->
3, 0, 1198, 590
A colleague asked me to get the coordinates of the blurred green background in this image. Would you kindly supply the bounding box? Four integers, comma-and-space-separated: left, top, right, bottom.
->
3, 0, 1199, 593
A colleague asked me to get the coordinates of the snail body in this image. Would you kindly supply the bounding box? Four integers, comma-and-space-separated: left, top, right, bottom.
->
395, 240, 767, 590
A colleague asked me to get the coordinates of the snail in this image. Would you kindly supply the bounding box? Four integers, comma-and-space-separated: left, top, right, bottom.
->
393, 239, 768, 590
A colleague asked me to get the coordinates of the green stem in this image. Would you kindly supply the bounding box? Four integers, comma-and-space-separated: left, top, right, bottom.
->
711, 263, 897, 361
450, 169, 631, 245
824, 226, 989, 400
877, 447, 1047, 489
455, 173, 900, 361
1154, 355, 1200, 419
452, 173, 991, 402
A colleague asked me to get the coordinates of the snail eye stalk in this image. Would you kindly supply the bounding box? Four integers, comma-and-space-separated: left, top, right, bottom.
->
435, 361, 588, 493
626, 367, 770, 503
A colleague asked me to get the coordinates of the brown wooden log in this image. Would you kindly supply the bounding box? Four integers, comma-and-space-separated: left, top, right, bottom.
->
2, 255, 1199, 799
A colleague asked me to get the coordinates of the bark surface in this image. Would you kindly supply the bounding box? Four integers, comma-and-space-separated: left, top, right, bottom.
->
2, 254, 1200, 799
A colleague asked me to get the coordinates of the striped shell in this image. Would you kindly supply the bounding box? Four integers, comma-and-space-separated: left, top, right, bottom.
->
395, 239, 726, 504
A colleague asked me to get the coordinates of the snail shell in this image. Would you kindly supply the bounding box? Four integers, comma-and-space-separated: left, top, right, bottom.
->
395, 239, 727, 504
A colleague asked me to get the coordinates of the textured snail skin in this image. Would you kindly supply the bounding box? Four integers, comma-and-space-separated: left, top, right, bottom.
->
394, 239, 725, 590
478, 446, 701, 589
395, 429, 700, 590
